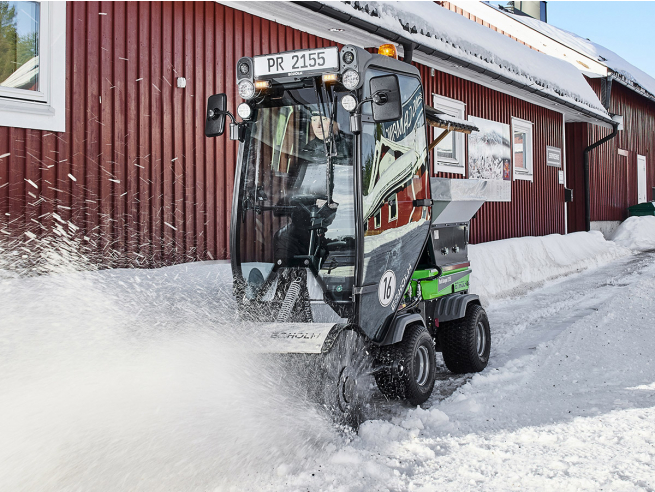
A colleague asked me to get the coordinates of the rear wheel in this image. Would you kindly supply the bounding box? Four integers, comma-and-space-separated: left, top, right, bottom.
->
439, 303, 490, 374
375, 324, 436, 406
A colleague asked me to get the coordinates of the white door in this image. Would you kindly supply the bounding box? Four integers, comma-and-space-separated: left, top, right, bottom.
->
637, 154, 647, 203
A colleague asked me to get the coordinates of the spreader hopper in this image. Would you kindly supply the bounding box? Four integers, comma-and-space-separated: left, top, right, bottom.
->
428, 177, 511, 269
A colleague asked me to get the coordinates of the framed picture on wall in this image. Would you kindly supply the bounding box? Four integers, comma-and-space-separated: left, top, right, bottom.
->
467, 116, 511, 182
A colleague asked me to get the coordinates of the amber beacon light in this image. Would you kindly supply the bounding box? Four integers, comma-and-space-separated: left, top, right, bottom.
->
378, 44, 398, 59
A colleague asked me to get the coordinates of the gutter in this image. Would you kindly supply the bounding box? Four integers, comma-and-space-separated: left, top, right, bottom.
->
294, 1, 615, 127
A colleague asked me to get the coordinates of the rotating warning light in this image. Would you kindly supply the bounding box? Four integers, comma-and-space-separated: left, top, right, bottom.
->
378, 44, 398, 59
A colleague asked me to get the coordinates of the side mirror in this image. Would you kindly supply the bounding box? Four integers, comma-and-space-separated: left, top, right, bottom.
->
205, 93, 227, 137
369, 74, 401, 123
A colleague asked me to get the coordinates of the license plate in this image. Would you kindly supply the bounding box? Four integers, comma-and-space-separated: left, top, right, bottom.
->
253, 47, 339, 78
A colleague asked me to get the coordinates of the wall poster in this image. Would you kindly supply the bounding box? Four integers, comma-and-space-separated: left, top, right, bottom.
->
467, 116, 511, 182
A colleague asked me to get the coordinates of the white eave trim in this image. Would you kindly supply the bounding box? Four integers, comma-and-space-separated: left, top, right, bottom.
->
450, 1, 608, 79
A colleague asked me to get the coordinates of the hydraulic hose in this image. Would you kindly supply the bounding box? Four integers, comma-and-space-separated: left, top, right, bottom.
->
400, 265, 443, 313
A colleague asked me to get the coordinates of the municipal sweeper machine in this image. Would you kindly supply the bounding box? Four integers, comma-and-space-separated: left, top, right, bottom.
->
205, 44, 508, 425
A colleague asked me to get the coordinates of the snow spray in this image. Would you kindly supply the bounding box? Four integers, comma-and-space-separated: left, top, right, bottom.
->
0, 229, 337, 491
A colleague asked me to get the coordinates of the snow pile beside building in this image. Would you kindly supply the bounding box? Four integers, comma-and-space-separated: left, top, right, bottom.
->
611, 216, 655, 252
468, 231, 631, 301
322, 1, 609, 116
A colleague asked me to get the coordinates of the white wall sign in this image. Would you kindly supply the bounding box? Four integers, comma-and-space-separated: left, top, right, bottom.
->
547, 146, 562, 167
558, 170, 564, 185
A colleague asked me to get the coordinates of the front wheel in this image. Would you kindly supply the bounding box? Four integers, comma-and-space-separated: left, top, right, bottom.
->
439, 303, 491, 374
375, 324, 436, 406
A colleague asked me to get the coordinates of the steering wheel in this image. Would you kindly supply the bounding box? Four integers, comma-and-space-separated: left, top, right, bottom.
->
289, 194, 327, 206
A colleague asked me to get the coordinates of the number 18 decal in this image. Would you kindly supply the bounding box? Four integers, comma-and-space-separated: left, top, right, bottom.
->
378, 270, 396, 307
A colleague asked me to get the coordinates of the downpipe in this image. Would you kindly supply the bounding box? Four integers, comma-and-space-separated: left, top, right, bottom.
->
583, 122, 619, 232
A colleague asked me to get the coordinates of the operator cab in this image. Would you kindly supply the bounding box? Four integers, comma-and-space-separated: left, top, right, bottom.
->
206, 45, 431, 340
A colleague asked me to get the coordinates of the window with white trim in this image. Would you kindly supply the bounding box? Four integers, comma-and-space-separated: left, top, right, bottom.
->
512, 117, 533, 181
388, 193, 397, 222
374, 209, 381, 229
432, 94, 466, 175
0, 1, 66, 132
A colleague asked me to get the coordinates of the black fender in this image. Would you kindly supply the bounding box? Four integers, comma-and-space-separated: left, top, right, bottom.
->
380, 313, 425, 346
433, 294, 480, 323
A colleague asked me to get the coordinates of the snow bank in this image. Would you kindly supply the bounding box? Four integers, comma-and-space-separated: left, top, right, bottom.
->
611, 215, 655, 252
468, 231, 631, 301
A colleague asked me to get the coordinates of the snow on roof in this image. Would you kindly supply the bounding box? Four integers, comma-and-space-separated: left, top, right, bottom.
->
497, 11, 655, 101
320, 1, 610, 118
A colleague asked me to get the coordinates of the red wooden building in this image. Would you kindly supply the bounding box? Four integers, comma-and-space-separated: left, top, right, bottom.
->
0, 1, 651, 267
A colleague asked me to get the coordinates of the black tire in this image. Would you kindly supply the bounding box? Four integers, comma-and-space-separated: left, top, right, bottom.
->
375, 324, 436, 406
439, 303, 491, 374
321, 329, 374, 428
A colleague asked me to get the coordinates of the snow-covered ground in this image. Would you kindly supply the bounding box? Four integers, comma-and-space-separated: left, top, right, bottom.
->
1, 218, 655, 491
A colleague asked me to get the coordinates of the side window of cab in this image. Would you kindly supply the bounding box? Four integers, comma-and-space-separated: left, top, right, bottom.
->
361, 71, 429, 234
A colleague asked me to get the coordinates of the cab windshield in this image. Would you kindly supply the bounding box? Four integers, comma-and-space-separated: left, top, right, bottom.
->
236, 83, 355, 305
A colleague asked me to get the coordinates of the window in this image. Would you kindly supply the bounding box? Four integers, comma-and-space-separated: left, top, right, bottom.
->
512, 117, 533, 181
388, 193, 397, 222
0, 1, 66, 131
432, 94, 466, 175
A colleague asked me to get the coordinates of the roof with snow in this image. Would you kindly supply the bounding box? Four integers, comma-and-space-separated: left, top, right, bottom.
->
491, 7, 655, 103
298, 1, 614, 126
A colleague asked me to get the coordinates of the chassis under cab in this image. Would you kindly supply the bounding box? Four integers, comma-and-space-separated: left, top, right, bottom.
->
205, 44, 509, 425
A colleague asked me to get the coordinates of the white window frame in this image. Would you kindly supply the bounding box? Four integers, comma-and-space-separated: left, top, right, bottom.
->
432, 94, 466, 176
512, 117, 534, 181
0, 2, 66, 132
388, 193, 398, 222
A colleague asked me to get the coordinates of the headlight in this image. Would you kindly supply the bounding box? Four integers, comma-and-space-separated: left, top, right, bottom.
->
342, 69, 360, 90
341, 94, 357, 112
342, 51, 355, 65
238, 80, 255, 100
237, 103, 252, 120
238, 62, 250, 76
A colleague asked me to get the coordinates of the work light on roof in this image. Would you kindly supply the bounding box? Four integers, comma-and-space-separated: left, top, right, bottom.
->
342, 69, 360, 90
238, 80, 255, 100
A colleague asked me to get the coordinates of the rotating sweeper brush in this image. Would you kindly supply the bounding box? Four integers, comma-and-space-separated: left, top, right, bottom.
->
205, 44, 509, 426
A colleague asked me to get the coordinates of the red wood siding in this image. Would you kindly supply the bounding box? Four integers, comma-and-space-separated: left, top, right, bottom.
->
0, 1, 587, 266
566, 80, 655, 231
419, 65, 565, 243
589, 80, 655, 222
0, 2, 341, 266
